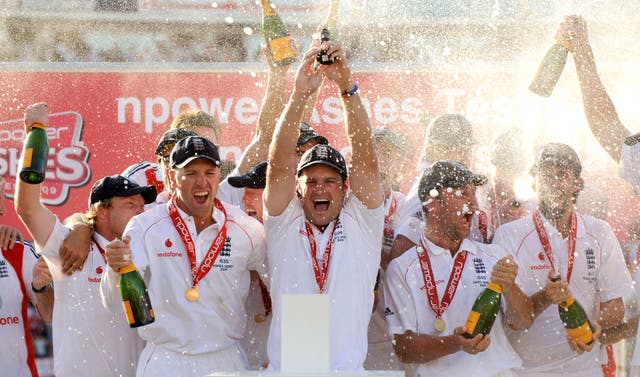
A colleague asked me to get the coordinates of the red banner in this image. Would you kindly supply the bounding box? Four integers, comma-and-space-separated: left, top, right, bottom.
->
1, 69, 638, 241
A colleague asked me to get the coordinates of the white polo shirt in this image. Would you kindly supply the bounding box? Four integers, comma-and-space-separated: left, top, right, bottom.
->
620, 142, 640, 194
39, 220, 142, 377
366, 191, 405, 370
492, 211, 633, 376
264, 194, 385, 371
0, 240, 39, 377
101, 200, 267, 357
384, 237, 522, 377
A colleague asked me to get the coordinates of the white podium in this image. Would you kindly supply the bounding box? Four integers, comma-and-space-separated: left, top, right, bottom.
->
206, 295, 404, 377
206, 371, 405, 377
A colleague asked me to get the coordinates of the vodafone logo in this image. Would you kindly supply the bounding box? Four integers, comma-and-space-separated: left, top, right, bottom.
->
538, 252, 545, 261
157, 251, 183, 258
165, 238, 172, 247
96, 266, 103, 274
0, 316, 20, 326
88, 277, 101, 283
530, 264, 551, 271
2, 111, 91, 205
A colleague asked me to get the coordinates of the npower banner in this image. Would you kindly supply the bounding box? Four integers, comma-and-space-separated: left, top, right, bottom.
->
1, 69, 637, 238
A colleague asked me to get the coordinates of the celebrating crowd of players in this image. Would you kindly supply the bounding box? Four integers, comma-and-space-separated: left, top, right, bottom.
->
4, 15, 640, 377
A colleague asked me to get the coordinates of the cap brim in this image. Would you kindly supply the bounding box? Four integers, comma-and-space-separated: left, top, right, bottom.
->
297, 160, 347, 178
118, 185, 158, 204
174, 155, 221, 169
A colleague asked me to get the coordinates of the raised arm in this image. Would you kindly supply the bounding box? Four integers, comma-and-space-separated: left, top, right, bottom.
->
265, 47, 325, 216
323, 43, 384, 208
562, 15, 629, 162
235, 50, 291, 173
14, 103, 57, 249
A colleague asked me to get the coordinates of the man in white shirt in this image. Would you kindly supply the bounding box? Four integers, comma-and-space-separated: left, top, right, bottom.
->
102, 136, 267, 376
1, 174, 53, 377
385, 160, 529, 377
15, 101, 156, 377
493, 143, 633, 377
264, 43, 385, 371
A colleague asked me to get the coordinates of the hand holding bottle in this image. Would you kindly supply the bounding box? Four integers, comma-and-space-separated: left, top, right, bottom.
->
454, 326, 491, 355
489, 256, 518, 292
556, 15, 589, 52
567, 320, 601, 355
23, 102, 49, 132
293, 47, 327, 97
105, 236, 134, 272
545, 270, 572, 305
320, 42, 355, 93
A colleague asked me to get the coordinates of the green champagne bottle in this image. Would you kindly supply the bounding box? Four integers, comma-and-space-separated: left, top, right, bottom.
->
559, 295, 594, 345
19, 122, 49, 184
529, 41, 570, 97
119, 264, 155, 328
260, 0, 297, 67
464, 282, 503, 338
316, 0, 339, 65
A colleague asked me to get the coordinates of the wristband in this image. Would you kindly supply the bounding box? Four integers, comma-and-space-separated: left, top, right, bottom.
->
31, 282, 51, 293
341, 84, 359, 98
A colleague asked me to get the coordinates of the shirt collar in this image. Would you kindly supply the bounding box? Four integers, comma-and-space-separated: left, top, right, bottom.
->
420, 234, 478, 257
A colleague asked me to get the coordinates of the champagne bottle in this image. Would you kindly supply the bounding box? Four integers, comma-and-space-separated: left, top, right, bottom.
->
529, 40, 570, 97
559, 295, 594, 345
316, 28, 334, 65
464, 282, 503, 338
119, 264, 155, 328
260, 0, 297, 67
19, 122, 49, 184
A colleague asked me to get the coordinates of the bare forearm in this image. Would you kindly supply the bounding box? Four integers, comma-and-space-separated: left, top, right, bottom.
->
573, 44, 628, 162
34, 289, 54, 323
503, 284, 534, 330
531, 289, 553, 319
393, 331, 460, 364
342, 92, 383, 207
598, 297, 625, 329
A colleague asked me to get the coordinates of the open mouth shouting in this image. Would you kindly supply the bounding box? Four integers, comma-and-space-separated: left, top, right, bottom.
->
313, 198, 331, 213
194, 190, 209, 204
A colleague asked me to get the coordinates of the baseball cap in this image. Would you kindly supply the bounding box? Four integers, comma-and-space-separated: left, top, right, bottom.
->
228, 161, 268, 189
170, 136, 221, 169
418, 160, 487, 201
89, 175, 157, 208
297, 144, 348, 179
426, 114, 477, 146
297, 122, 329, 148
121, 161, 165, 195
155, 128, 197, 156
531, 143, 582, 176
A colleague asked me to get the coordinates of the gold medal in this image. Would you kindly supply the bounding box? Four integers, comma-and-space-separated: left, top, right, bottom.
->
185, 287, 199, 302
433, 317, 446, 333
254, 313, 267, 323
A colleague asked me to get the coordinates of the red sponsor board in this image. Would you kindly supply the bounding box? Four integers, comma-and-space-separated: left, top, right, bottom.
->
1, 69, 638, 241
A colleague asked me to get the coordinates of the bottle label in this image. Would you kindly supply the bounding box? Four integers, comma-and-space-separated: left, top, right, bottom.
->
559, 295, 576, 309
486, 282, 503, 293
566, 322, 594, 344
465, 310, 481, 335
23, 148, 33, 168
122, 300, 135, 325
269, 36, 296, 62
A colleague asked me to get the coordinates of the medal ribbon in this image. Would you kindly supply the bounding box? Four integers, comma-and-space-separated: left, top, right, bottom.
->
92, 237, 107, 263
383, 195, 397, 239
304, 220, 338, 293
416, 236, 468, 319
169, 197, 228, 289
533, 210, 577, 284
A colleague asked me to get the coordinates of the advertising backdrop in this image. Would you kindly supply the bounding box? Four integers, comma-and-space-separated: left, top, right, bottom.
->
1, 68, 638, 240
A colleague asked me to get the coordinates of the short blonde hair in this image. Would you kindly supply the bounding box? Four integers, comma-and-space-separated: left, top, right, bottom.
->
170, 109, 220, 141
81, 198, 112, 229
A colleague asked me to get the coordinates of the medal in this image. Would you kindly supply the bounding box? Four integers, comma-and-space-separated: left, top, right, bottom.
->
433, 317, 446, 332
416, 236, 468, 334
185, 287, 199, 302
169, 198, 228, 303
254, 313, 267, 323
